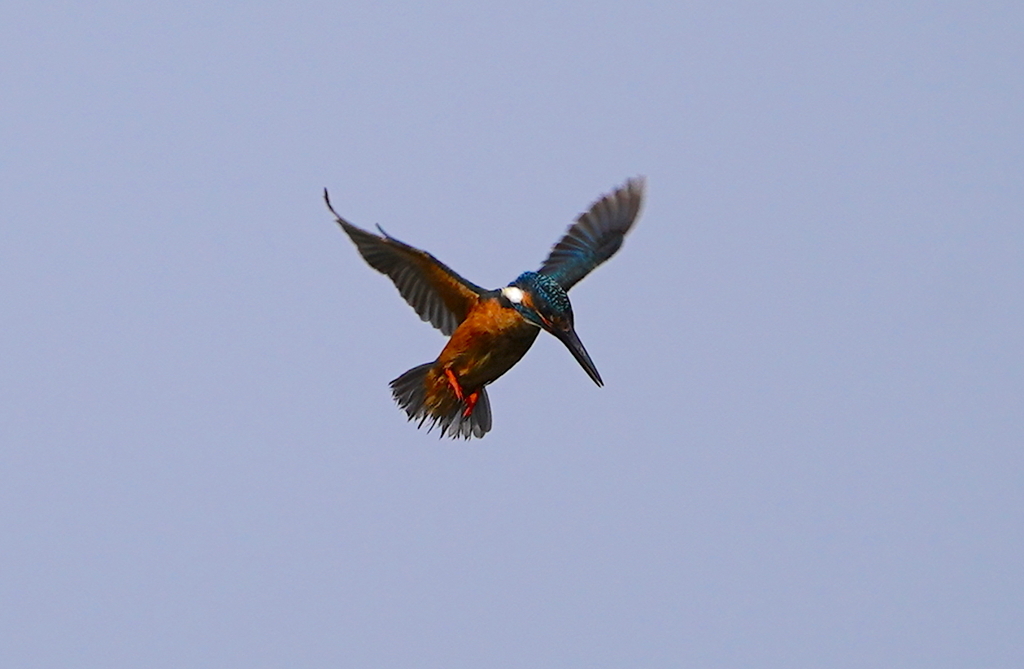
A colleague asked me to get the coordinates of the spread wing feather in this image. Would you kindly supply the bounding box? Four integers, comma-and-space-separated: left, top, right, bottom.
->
539, 177, 645, 291
326, 190, 484, 335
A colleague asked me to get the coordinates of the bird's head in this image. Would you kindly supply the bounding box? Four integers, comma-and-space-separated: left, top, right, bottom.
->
500, 271, 603, 387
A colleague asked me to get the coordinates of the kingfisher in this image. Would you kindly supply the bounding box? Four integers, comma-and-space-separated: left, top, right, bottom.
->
325, 177, 645, 439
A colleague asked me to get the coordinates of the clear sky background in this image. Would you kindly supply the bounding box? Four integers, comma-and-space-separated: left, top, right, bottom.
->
2, 1, 1022, 667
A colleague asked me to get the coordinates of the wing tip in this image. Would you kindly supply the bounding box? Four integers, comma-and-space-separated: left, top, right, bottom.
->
538, 176, 648, 288
618, 175, 647, 215
625, 175, 646, 195
323, 187, 343, 221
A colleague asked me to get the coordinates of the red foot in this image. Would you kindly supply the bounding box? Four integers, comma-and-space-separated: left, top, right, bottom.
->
444, 368, 477, 417
444, 368, 464, 401
462, 392, 479, 418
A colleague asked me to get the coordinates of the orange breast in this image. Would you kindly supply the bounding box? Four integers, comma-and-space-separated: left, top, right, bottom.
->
436, 297, 541, 390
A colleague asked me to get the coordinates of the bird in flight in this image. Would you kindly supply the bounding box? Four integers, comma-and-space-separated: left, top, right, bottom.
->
325, 178, 645, 439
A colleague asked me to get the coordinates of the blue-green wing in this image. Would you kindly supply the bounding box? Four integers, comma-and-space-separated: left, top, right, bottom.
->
539, 178, 645, 291
326, 190, 485, 336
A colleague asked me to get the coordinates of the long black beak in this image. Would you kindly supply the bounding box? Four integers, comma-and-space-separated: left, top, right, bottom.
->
551, 325, 604, 387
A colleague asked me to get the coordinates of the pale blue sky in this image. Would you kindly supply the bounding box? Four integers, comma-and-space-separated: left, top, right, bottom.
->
2, 1, 1022, 666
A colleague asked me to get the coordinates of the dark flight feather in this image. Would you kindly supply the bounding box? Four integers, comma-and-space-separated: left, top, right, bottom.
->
325, 190, 485, 336
539, 177, 645, 291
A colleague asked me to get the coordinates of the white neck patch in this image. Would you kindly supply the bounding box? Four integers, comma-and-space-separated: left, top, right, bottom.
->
501, 286, 525, 304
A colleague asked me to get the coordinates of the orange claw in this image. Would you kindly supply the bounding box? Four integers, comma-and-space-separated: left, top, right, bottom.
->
444, 368, 477, 417
462, 391, 479, 418
444, 368, 464, 401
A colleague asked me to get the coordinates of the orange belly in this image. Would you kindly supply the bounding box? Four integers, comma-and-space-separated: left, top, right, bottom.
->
436, 297, 540, 390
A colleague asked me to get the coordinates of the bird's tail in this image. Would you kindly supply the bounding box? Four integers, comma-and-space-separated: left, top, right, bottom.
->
390, 363, 492, 439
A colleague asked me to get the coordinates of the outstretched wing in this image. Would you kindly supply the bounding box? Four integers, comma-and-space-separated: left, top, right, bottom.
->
325, 190, 485, 336
539, 177, 645, 291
